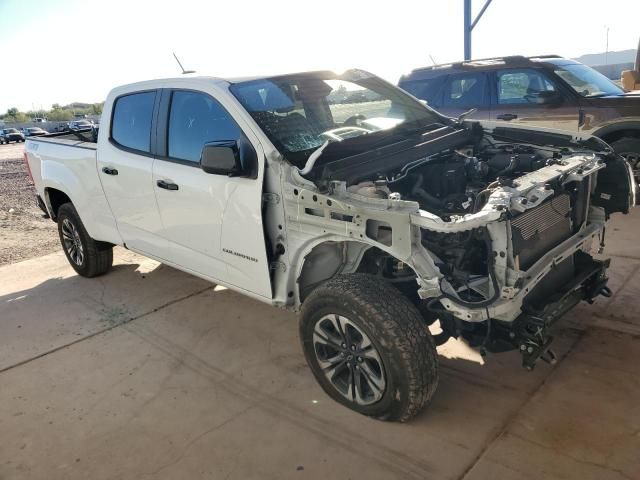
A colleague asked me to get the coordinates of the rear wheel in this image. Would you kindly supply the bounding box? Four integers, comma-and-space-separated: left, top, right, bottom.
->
611, 137, 640, 183
57, 202, 113, 277
300, 274, 438, 422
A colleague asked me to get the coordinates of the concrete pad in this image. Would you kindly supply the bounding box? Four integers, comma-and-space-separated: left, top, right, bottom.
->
0, 255, 581, 480
121, 288, 581, 479
590, 256, 640, 328
0, 212, 639, 479
605, 208, 640, 260
561, 208, 640, 331
463, 329, 640, 480
0, 248, 210, 371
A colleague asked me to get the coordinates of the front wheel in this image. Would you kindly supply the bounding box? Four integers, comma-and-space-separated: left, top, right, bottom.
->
57, 202, 113, 277
300, 274, 439, 422
611, 137, 640, 183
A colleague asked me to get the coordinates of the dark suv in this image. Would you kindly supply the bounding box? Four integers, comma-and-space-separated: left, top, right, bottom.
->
399, 55, 640, 178
0, 128, 25, 144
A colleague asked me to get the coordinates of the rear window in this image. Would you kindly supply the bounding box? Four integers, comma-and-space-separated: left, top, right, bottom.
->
111, 91, 156, 153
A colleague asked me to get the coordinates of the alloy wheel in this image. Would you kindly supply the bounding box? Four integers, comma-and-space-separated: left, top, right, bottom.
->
61, 218, 84, 266
312, 314, 386, 405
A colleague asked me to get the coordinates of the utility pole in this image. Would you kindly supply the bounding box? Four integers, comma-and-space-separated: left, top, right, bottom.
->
463, 0, 493, 60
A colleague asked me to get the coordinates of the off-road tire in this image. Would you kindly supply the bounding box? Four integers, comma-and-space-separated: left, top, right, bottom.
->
57, 202, 113, 277
300, 274, 438, 422
611, 137, 640, 175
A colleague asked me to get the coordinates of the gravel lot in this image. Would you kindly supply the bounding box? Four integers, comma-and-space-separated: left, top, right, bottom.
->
0, 143, 58, 266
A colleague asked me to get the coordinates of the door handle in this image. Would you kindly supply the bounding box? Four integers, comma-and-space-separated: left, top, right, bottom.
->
496, 113, 518, 121
102, 166, 118, 175
157, 179, 179, 191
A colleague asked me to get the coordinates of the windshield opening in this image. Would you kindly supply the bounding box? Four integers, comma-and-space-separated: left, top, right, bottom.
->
553, 63, 624, 97
230, 70, 444, 166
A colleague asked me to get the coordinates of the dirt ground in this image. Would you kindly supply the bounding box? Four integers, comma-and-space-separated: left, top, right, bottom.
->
0, 143, 59, 265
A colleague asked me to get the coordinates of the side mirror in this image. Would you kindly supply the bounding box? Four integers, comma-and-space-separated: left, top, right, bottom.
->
200, 137, 258, 178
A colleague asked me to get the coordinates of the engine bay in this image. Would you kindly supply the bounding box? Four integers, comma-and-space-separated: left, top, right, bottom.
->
347, 140, 567, 220
339, 133, 615, 310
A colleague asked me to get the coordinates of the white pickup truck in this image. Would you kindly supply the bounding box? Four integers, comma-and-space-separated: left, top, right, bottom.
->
25, 69, 635, 422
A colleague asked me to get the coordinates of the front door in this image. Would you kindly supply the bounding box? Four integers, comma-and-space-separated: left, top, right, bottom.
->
438, 71, 491, 121
97, 90, 169, 259
152, 89, 272, 298
490, 68, 580, 132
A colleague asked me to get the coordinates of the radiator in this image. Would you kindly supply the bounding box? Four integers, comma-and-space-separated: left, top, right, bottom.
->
511, 194, 572, 271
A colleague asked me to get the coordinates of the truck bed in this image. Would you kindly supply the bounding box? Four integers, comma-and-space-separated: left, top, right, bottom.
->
29, 129, 97, 149
24, 130, 119, 245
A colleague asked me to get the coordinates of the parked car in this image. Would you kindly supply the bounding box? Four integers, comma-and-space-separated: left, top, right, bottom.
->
24, 70, 635, 421
23, 127, 49, 137
66, 120, 94, 131
399, 55, 640, 180
1, 128, 25, 144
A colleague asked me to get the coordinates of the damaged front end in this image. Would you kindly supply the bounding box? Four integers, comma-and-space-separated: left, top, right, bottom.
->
288, 121, 635, 370
405, 130, 634, 369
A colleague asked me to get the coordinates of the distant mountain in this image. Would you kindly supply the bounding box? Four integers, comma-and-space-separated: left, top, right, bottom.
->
65, 102, 92, 109
573, 49, 636, 67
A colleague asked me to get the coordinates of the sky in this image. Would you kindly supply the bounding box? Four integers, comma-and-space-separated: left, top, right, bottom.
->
0, 0, 638, 113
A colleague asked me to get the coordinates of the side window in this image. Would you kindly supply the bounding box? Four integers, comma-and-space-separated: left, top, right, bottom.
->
168, 90, 241, 163
111, 91, 156, 152
443, 73, 487, 108
400, 78, 440, 104
497, 70, 557, 105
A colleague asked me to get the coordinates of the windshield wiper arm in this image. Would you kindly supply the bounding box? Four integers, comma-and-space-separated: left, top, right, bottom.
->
456, 108, 478, 123
298, 140, 329, 176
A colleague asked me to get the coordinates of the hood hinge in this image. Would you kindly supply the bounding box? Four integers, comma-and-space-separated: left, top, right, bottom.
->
262, 192, 280, 204
270, 261, 287, 272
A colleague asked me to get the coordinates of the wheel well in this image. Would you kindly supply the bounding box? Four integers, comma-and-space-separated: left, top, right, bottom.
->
600, 129, 640, 145
45, 188, 71, 221
297, 241, 419, 303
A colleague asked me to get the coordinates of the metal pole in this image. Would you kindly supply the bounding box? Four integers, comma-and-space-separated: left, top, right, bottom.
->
464, 0, 493, 61
464, 0, 472, 60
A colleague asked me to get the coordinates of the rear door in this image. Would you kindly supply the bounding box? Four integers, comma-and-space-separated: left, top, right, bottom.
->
399, 76, 445, 109
152, 88, 272, 298
490, 68, 579, 132
438, 71, 491, 121
97, 90, 169, 259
